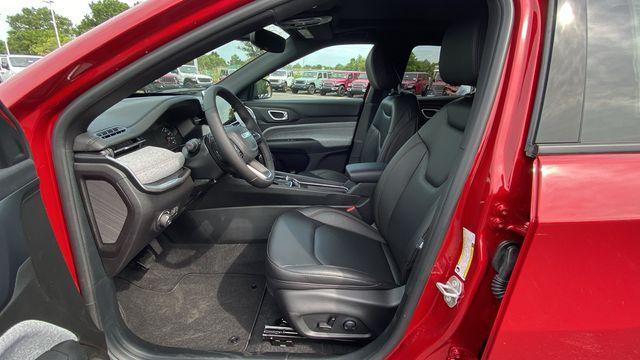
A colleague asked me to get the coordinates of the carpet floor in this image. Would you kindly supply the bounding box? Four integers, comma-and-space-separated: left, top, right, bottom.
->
115, 240, 360, 355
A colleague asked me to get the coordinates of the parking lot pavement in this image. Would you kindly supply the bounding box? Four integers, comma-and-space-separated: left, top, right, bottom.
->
270, 91, 356, 100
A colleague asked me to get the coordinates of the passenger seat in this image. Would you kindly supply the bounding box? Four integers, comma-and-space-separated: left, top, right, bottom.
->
299, 44, 420, 183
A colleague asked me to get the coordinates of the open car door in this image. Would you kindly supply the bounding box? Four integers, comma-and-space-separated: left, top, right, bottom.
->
0, 102, 107, 359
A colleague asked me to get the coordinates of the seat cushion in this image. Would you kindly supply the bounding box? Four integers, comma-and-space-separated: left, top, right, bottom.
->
297, 169, 349, 183
267, 207, 399, 291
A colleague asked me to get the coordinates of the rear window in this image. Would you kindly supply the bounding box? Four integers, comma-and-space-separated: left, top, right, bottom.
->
535, 0, 640, 148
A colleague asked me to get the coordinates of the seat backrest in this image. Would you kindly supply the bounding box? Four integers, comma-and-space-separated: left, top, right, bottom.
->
355, 44, 419, 164
372, 19, 486, 280
360, 93, 420, 163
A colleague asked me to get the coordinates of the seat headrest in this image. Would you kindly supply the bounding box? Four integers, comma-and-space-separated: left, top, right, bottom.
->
439, 19, 487, 86
365, 44, 407, 90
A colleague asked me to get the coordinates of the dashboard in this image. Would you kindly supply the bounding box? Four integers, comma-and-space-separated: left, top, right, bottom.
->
85, 95, 204, 152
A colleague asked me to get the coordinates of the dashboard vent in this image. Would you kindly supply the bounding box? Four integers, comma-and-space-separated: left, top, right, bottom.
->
95, 126, 126, 140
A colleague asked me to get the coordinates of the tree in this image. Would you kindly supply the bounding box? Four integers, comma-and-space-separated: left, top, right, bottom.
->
0, 40, 6, 55
197, 51, 227, 80
238, 41, 262, 60
76, 0, 130, 34
229, 54, 244, 67
6, 7, 75, 55
405, 52, 437, 77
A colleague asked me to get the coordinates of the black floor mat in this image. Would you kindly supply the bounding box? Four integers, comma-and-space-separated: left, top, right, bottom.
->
116, 273, 264, 352
116, 241, 360, 355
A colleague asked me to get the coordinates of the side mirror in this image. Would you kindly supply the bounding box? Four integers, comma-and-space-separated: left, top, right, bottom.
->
254, 78, 272, 99
0, 62, 8, 70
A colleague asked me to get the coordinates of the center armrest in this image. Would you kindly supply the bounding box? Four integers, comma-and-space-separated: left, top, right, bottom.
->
345, 162, 386, 183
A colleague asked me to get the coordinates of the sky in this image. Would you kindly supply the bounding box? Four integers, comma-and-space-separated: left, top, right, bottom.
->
215, 42, 440, 67
0, 0, 139, 40
0, 1, 441, 66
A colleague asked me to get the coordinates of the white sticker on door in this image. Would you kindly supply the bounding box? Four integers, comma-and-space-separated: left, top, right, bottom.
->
455, 228, 476, 281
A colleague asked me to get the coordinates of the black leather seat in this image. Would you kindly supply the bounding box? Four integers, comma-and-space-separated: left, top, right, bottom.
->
267, 20, 486, 339
299, 44, 420, 183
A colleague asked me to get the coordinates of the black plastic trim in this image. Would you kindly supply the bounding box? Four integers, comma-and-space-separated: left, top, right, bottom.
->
524, 0, 557, 157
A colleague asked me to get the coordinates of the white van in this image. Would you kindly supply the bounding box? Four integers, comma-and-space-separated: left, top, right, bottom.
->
0, 55, 43, 83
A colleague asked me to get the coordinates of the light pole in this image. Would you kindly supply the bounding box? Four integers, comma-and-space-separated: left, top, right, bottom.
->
0, 13, 10, 55
43, 0, 61, 48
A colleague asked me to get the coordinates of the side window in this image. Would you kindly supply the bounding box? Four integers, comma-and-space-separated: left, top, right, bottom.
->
404, 45, 466, 97
263, 44, 372, 99
535, 0, 640, 148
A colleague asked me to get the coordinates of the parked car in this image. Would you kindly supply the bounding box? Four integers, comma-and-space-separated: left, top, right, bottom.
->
267, 69, 294, 91
142, 73, 181, 93
427, 70, 447, 96
347, 72, 369, 97
0, 54, 42, 83
401, 71, 429, 95
291, 70, 329, 94
171, 65, 213, 87
320, 71, 359, 96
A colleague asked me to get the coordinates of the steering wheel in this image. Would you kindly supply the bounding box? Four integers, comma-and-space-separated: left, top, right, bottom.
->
202, 85, 275, 188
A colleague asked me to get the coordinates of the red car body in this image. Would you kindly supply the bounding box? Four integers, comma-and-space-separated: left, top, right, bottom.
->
1, 0, 638, 359
347, 71, 369, 97
401, 71, 429, 95
320, 71, 359, 96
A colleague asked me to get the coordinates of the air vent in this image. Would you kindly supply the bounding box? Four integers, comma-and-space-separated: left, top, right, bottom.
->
95, 126, 126, 139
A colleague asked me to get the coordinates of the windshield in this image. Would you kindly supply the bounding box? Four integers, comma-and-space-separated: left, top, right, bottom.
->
301, 71, 318, 78
328, 72, 347, 79
9, 56, 41, 68
138, 24, 288, 95
357, 73, 368, 79
403, 73, 417, 81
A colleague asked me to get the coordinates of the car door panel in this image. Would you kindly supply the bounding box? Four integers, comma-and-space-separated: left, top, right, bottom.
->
245, 97, 362, 173
0, 103, 107, 359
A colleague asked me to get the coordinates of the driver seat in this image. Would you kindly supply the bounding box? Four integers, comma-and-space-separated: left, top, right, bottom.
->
266, 19, 486, 339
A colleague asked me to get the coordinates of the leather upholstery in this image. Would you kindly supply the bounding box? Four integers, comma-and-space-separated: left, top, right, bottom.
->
360, 92, 419, 163
345, 162, 386, 183
300, 91, 419, 183
439, 19, 486, 86
366, 44, 405, 90
267, 207, 400, 290
266, 20, 485, 338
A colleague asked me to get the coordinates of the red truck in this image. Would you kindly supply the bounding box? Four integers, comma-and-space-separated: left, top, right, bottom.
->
401, 71, 429, 95
347, 71, 369, 97
319, 71, 359, 96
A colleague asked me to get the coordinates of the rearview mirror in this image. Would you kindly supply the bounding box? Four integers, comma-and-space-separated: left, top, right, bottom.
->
250, 29, 286, 53
254, 79, 272, 99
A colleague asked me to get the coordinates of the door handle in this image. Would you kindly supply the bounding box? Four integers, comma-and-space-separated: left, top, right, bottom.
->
267, 109, 289, 122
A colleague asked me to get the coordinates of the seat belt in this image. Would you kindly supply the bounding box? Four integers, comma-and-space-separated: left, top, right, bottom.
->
402, 195, 445, 282
347, 88, 387, 164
